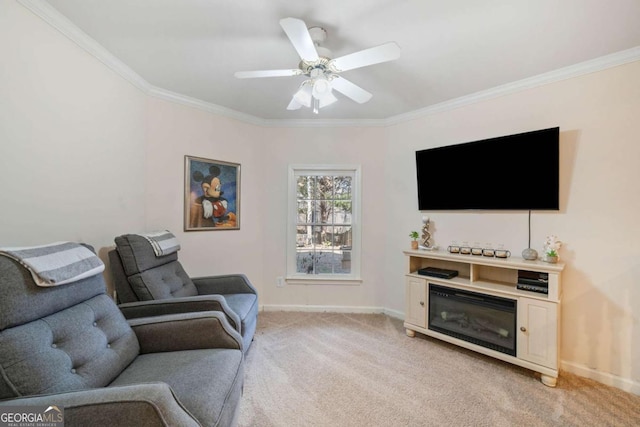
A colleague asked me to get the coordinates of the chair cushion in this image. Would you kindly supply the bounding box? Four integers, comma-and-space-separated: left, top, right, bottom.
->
223, 294, 257, 324
110, 348, 244, 427
114, 235, 179, 276
0, 254, 107, 330
223, 293, 258, 352
0, 294, 139, 399
128, 262, 198, 301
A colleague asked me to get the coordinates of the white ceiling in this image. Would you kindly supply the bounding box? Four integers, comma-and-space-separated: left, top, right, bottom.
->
30, 0, 640, 123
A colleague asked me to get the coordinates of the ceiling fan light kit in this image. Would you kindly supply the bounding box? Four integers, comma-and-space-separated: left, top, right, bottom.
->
292, 83, 312, 107
234, 17, 401, 114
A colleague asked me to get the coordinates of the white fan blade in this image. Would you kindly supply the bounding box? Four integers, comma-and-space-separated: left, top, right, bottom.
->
235, 69, 301, 79
331, 77, 372, 104
330, 42, 401, 72
280, 17, 319, 61
287, 98, 302, 110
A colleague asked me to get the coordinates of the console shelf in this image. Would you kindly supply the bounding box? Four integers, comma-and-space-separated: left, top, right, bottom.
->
403, 249, 564, 387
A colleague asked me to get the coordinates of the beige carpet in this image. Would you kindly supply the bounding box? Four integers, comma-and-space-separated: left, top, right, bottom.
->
237, 311, 640, 427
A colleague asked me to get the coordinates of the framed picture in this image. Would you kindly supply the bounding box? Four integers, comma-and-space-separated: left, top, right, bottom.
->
184, 155, 240, 231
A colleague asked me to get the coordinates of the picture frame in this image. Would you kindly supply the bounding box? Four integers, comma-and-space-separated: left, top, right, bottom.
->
184, 155, 240, 231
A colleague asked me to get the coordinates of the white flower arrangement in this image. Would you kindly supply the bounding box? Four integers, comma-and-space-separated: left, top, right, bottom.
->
544, 235, 562, 257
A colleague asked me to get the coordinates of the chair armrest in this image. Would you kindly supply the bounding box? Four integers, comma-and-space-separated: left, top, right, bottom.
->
118, 295, 241, 334
192, 273, 257, 295
129, 311, 243, 353
0, 383, 199, 427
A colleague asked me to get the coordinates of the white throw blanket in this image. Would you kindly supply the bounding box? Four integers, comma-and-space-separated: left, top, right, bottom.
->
139, 230, 181, 257
0, 241, 105, 287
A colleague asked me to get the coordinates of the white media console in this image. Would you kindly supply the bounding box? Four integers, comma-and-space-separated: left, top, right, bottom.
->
403, 249, 564, 387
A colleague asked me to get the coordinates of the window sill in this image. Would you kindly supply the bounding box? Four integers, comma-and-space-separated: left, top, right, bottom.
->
285, 276, 363, 286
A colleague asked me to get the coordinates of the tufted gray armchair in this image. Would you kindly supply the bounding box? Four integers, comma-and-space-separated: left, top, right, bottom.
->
109, 234, 258, 353
0, 247, 244, 427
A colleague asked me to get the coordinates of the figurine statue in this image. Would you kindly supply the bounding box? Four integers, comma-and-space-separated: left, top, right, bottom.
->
421, 216, 431, 248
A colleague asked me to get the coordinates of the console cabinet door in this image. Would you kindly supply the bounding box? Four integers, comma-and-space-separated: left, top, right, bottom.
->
405, 277, 427, 328
517, 297, 558, 369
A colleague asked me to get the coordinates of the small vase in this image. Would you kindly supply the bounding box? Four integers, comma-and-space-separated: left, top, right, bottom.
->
544, 254, 558, 263
521, 248, 538, 261
411, 241, 419, 250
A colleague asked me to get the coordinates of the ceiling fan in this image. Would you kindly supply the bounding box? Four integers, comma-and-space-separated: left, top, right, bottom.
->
234, 17, 401, 114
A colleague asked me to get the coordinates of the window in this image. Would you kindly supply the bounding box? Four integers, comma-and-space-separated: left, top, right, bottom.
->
287, 165, 361, 283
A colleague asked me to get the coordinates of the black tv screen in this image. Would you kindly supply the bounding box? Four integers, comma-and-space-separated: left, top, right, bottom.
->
416, 127, 559, 210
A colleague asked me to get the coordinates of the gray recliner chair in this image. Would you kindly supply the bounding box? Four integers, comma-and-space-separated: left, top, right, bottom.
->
0, 247, 244, 427
109, 234, 258, 353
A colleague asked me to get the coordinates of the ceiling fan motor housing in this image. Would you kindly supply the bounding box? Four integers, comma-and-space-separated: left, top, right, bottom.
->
299, 57, 332, 75
298, 26, 333, 74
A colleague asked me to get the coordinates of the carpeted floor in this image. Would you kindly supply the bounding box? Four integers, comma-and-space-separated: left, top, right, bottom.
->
237, 311, 640, 427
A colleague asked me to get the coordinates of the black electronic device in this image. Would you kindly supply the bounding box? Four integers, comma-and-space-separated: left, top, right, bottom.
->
417, 267, 459, 279
516, 283, 549, 294
516, 270, 549, 294
416, 127, 559, 210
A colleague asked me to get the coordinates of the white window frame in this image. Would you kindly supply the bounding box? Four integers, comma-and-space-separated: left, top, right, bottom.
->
286, 165, 362, 284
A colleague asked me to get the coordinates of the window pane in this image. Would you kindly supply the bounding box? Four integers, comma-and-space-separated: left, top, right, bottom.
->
308, 225, 320, 246
307, 225, 326, 249
296, 176, 307, 200
313, 251, 335, 274
309, 200, 321, 224
313, 225, 334, 247
333, 202, 351, 224
296, 248, 315, 274
339, 250, 352, 274
297, 176, 315, 200
334, 226, 352, 247
313, 176, 333, 201
302, 250, 351, 275
316, 200, 334, 225
296, 225, 311, 247
334, 176, 352, 200
297, 201, 311, 224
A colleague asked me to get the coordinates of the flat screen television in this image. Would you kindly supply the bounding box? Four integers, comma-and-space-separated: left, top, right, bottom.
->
416, 127, 559, 210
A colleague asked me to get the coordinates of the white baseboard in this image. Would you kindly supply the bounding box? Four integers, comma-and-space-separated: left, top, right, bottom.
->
561, 360, 640, 396
261, 304, 385, 314
260, 304, 405, 320
382, 307, 404, 320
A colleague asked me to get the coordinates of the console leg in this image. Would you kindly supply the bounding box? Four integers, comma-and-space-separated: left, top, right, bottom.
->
405, 328, 416, 337
540, 374, 557, 387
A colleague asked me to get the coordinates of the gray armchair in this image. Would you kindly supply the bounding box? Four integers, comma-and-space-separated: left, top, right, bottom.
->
109, 234, 258, 353
0, 248, 244, 427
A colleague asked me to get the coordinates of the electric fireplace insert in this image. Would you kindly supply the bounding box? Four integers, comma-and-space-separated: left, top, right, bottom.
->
428, 284, 516, 356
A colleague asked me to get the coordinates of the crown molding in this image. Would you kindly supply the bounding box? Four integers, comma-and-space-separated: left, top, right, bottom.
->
19, 0, 640, 128
385, 46, 640, 126
18, 0, 150, 91
145, 86, 267, 127
17, 0, 266, 126
261, 118, 389, 128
